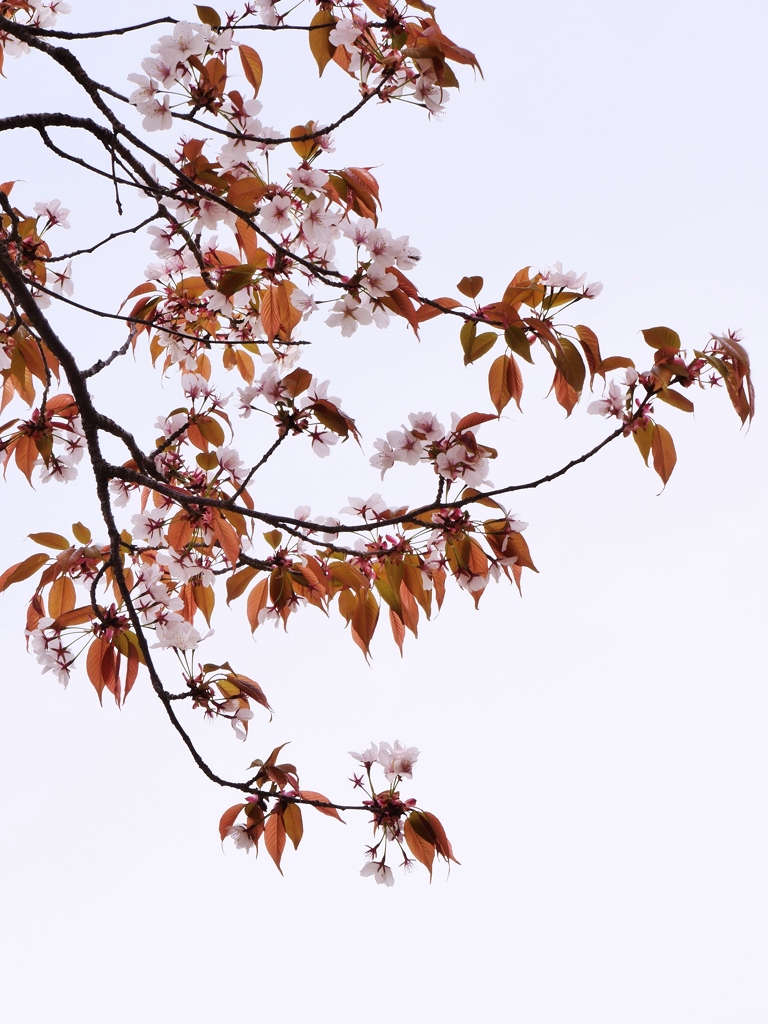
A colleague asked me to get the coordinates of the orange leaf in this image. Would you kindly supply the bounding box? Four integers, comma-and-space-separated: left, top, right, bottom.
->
219, 803, 246, 841
308, 10, 337, 76
259, 285, 280, 343
298, 790, 345, 822
0, 552, 49, 592
265, 811, 286, 874
283, 802, 304, 850
48, 576, 75, 618
239, 44, 263, 97
404, 815, 436, 879
454, 411, 496, 433
28, 531, 70, 550
351, 588, 379, 660
246, 577, 269, 631
651, 421, 677, 487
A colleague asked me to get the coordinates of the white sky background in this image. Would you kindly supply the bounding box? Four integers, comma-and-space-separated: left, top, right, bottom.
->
0, 1, 766, 1021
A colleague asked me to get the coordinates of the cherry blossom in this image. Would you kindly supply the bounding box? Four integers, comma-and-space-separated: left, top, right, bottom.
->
329, 18, 363, 54
259, 195, 293, 235
325, 295, 374, 337
377, 740, 420, 783
33, 199, 70, 229
588, 381, 626, 419
359, 861, 395, 886
540, 262, 586, 290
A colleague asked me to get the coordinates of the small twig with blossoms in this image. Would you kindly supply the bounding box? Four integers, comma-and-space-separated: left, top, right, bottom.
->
0, 0, 753, 884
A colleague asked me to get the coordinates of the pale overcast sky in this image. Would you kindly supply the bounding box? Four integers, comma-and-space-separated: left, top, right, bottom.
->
1, 2, 766, 1022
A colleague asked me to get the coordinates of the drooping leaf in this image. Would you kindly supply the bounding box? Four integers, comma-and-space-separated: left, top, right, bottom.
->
246, 577, 269, 631
264, 811, 286, 874
48, 576, 75, 618
309, 10, 337, 75
632, 421, 654, 466
283, 802, 304, 850
404, 815, 436, 879
239, 44, 263, 97
651, 421, 677, 486
219, 803, 246, 841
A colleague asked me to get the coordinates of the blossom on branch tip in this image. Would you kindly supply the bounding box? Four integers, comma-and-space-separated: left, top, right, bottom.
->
33, 199, 70, 230
349, 742, 380, 767
540, 262, 586, 290
377, 740, 419, 784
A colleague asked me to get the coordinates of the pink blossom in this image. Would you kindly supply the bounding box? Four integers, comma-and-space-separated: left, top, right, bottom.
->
359, 861, 395, 886
131, 512, 166, 546
587, 380, 625, 418
370, 438, 396, 478
340, 494, 388, 520
141, 95, 173, 133
259, 195, 293, 235
309, 427, 338, 458
408, 411, 445, 442
376, 740, 419, 783
349, 742, 380, 766
48, 260, 73, 297
325, 295, 373, 337
33, 199, 70, 229
290, 165, 329, 191
153, 617, 203, 651
540, 262, 586, 290
386, 429, 423, 466
329, 18, 363, 54
226, 825, 255, 851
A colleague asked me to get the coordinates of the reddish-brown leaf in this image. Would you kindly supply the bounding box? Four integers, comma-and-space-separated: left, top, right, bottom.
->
298, 790, 345, 822
219, 803, 246, 841
47, 576, 75, 618
283, 802, 304, 850
389, 608, 405, 655
226, 565, 259, 605
265, 811, 286, 874
404, 815, 436, 879
651, 421, 677, 486
246, 577, 269, 631
238, 43, 263, 97
574, 324, 602, 385
454, 411, 497, 433
0, 552, 49, 592
351, 588, 379, 660
457, 275, 484, 299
